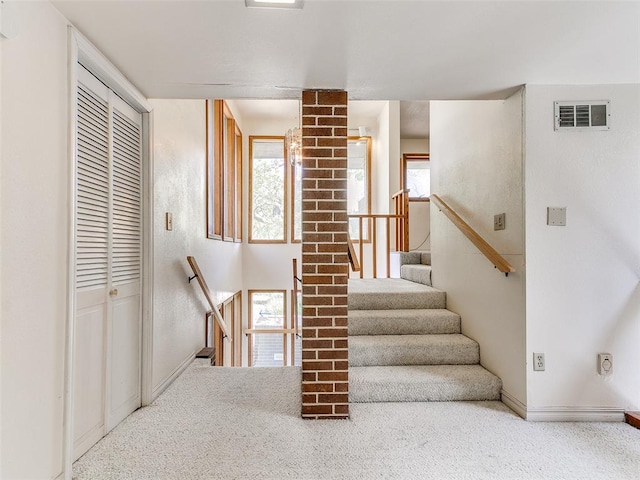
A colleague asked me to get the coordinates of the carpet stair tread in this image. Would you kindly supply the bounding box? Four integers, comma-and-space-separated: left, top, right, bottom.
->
349, 364, 502, 402
349, 334, 480, 367
348, 309, 460, 336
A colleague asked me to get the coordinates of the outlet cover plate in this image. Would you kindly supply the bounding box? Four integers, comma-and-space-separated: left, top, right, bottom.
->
533, 352, 545, 371
598, 353, 613, 375
547, 207, 566, 226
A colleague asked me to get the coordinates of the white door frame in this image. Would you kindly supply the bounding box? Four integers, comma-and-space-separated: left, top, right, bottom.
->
62, 27, 154, 480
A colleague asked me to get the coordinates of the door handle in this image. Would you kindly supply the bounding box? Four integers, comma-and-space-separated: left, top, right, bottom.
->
109, 288, 119, 297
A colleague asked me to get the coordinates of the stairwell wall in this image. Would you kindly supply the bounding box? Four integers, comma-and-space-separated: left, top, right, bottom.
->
524, 84, 640, 416
430, 90, 527, 409
150, 99, 243, 396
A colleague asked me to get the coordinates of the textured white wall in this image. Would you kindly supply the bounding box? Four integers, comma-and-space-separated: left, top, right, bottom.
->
525, 84, 640, 411
430, 91, 526, 406
151, 99, 243, 390
0, 2, 69, 477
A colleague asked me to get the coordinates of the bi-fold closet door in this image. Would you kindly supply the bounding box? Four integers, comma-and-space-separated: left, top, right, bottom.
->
73, 64, 143, 460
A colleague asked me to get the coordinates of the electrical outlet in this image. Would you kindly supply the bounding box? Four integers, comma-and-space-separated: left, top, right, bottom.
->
533, 352, 545, 371
598, 353, 613, 376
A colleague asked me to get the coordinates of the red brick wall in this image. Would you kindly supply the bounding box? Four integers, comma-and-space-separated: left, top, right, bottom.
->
301, 90, 349, 419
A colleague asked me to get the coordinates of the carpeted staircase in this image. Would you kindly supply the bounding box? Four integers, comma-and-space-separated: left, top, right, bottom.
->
348, 272, 502, 403
399, 251, 433, 286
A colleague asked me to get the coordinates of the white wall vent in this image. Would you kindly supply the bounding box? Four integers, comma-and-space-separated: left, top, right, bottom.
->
554, 101, 610, 131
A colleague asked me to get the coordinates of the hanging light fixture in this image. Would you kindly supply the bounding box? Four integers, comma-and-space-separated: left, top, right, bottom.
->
286, 99, 303, 166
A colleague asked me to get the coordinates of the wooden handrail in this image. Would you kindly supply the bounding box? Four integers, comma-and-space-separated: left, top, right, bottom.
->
391, 188, 410, 200
347, 235, 360, 272
187, 256, 233, 340
430, 194, 515, 276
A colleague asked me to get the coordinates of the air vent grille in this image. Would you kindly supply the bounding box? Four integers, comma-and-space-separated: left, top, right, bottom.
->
554, 101, 610, 131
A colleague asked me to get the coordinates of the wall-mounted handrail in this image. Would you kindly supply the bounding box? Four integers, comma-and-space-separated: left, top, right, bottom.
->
430, 194, 515, 276
187, 256, 233, 340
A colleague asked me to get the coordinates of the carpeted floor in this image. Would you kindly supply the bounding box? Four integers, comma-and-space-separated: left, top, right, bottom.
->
73, 363, 640, 480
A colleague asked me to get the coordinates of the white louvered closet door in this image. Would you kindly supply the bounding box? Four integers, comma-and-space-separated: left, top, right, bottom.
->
73, 65, 142, 461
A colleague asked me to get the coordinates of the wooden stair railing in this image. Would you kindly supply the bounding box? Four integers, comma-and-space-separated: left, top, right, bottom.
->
187, 256, 233, 340
431, 194, 515, 276
391, 189, 410, 252
347, 214, 405, 278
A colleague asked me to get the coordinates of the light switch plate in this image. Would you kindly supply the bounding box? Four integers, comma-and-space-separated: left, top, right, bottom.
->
166, 212, 173, 231
547, 207, 566, 226
494, 213, 506, 231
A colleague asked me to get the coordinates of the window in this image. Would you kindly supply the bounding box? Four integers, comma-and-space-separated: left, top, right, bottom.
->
291, 289, 302, 366
248, 290, 286, 367
291, 136, 372, 242
249, 137, 286, 243
291, 160, 302, 242
347, 136, 372, 241
402, 153, 430, 201
206, 100, 243, 241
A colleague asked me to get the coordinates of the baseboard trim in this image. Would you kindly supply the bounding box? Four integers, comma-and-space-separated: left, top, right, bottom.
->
526, 406, 625, 422
151, 351, 195, 402
501, 389, 526, 419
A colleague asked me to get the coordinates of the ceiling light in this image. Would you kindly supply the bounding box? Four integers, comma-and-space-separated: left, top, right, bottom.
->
245, 0, 304, 9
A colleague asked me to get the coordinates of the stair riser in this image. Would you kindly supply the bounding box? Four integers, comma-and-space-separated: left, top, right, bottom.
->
400, 265, 432, 286
350, 386, 501, 403
349, 344, 480, 367
349, 317, 460, 336
348, 365, 503, 403
349, 292, 446, 310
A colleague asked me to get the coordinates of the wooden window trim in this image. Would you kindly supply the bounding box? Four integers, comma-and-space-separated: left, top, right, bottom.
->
234, 124, 243, 243
207, 100, 243, 241
247, 289, 287, 367
233, 291, 242, 366
223, 298, 234, 366
223, 103, 235, 242
248, 136, 287, 244
206, 100, 223, 240
401, 152, 431, 202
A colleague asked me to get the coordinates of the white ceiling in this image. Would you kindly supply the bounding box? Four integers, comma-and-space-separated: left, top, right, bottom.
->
52, 0, 639, 137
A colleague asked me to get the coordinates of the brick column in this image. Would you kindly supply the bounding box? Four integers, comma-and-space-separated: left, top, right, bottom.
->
301, 90, 349, 419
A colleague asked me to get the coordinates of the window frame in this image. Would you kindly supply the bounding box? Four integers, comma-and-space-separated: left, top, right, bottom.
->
222, 102, 236, 242
290, 135, 372, 243
248, 136, 288, 244
289, 157, 302, 243
234, 124, 243, 243
206, 99, 243, 241
247, 289, 287, 367
347, 135, 372, 243
401, 152, 431, 202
